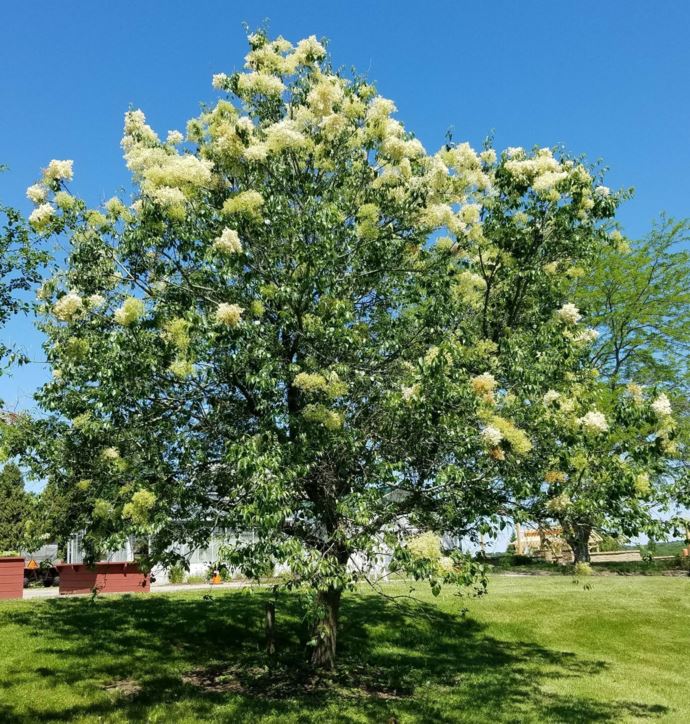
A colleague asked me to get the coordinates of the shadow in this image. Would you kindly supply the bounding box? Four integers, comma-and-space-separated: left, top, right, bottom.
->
0, 590, 671, 722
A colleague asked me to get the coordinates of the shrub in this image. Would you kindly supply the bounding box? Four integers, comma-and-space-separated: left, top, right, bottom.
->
574, 562, 593, 577
167, 564, 186, 585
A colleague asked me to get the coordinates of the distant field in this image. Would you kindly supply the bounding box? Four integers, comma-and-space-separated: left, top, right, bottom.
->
0, 576, 688, 722
636, 540, 687, 557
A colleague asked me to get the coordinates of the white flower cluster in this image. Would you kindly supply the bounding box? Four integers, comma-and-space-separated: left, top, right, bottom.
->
215, 302, 244, 327
651, 393, 672, 418
504, 147, 566, 199
122, 109, 212, 214
213, 228, 243, 256
262, 118, 308, 155
166, 130, 184, 145
481, 425, 504, 447
26, 183, 47, 204
578, 409, 609, 434
28, 203, 55, 230
240, 34, 325, 77
471, 372, 498, 404
114, 297, 145, 326
555, 303, 582, 325
572, 328, 600, 344
401, 383, 420, 402
43, 159, 74, 183
543, 389, 560, 405
236, 71, 286, 97
307, 76, 345, 118
53, 292, 84, 322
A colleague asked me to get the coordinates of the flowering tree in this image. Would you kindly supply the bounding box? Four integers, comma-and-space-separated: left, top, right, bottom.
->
497, 288, 680, 563
526, 377, 678, 562
0, 172, 47, 370
574, 218, 690, 520
23, 32, 620, 667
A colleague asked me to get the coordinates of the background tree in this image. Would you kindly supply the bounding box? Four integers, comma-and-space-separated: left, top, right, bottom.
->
576, 216, 690, 391
0, 166, 48, 370
530, 379, 677, 562
0, 461, 31, 552
24, 32, 619, 668
575, 216, 690, 528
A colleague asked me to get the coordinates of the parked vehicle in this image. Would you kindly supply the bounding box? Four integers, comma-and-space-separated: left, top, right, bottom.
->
20, 545, 61, 588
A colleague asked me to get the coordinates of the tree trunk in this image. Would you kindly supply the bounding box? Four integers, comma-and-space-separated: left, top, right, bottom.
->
265, 601, 276, 656
568, 526, 592, 563
310, 587, 341, 670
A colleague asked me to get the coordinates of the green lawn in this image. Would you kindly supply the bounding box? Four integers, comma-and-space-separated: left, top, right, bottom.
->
0, 576, 688, 722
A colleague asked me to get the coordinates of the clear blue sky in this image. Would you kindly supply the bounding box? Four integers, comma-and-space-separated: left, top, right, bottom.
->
1, 0, 689, 412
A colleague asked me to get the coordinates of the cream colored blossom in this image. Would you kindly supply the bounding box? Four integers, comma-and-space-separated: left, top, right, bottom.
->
626, 382, 644, 404
213, 228, 243, 256
87, 294, 106, 309
543, 389, 560, 405
555, 303, 582, 325
151, 186, 186, 208
215, 302, 244, 327
453, 271, 486, 306
291, 35, 326, 66
307, 76, 344, 117
26, 183, 47, 204
29, 202, 55, 230
212, 73, 229, 90
43, 159, 74, 183
264, 119, 308, 153
169, 359, 194, 378
480, 149, 497, 165
55, 192, 74, 210
471, 372, 497, 403
401, 383, 421, 402
105, 196, 127, 218
101, 446, 120, 462
572, 328, 600, 344
236, 71, 285, 97
53, 292, 83, 322
547, 493, 571, 513
651, 393, 672, 417
123, 109, 158, 143
578, 409, 609, 433
114, 297, 145, 326
223, 190, 264, 218
481, 425, 503, 447
166, 130, 184, 145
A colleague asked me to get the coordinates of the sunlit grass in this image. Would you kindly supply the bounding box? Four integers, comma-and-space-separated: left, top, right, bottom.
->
0, 576, 688, 722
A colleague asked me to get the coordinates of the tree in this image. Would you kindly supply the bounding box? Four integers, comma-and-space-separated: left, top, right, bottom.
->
574, 216, 690, 527
24, 31, 619, 668
0, 167, 48, 369
0, 462, 30, 552
577, 216, 690, 390
528, 380, 677, 563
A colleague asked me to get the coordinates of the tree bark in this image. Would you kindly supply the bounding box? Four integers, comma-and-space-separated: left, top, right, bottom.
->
567, 525, 592, 563
310, 586, 342, 670
265, 601, 276, 656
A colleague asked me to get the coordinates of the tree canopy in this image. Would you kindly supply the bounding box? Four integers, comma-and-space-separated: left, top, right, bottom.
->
16, 31, 682, 666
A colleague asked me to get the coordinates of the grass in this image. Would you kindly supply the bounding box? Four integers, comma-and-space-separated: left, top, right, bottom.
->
486, 553, 689, 576
0, 577, 688, 722
638, 540, 688, 558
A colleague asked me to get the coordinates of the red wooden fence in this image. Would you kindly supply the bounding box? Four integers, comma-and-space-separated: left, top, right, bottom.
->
0, 557, 25, 600
57, 562, 150, 595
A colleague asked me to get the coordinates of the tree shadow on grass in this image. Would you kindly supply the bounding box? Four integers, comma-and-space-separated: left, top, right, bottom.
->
0, 590, 670, 723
